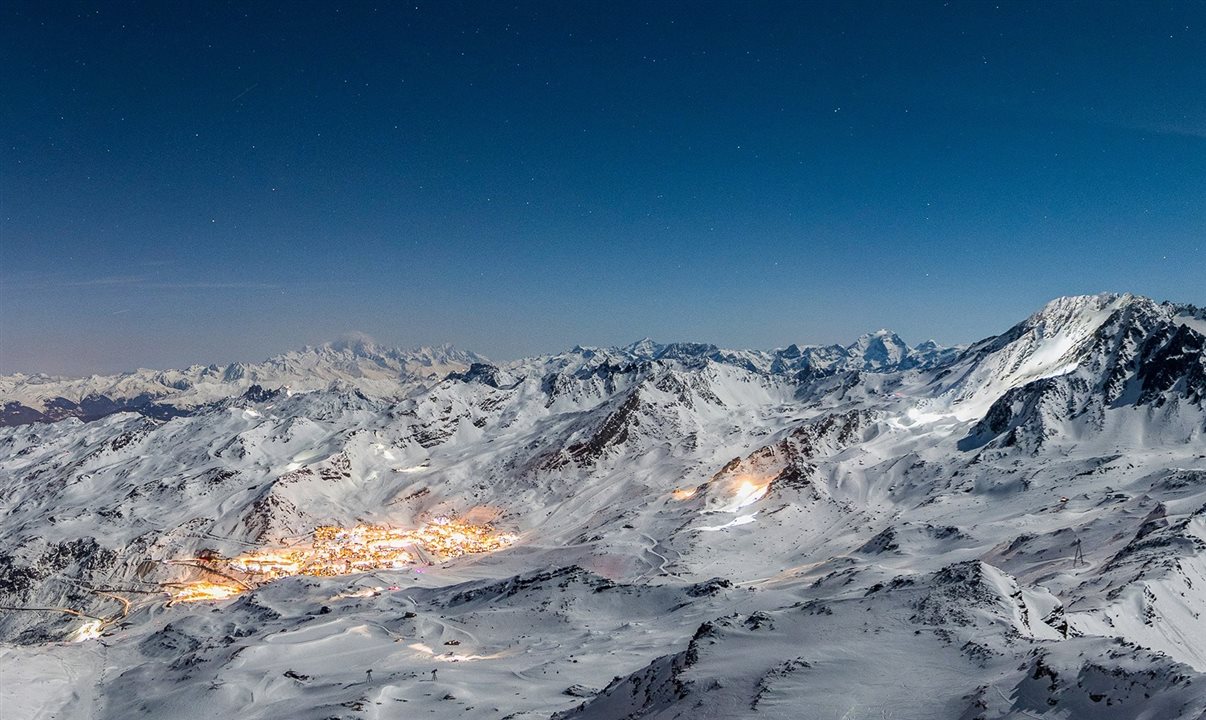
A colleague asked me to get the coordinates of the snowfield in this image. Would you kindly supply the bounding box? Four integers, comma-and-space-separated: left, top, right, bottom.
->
1, 293, 1205, 719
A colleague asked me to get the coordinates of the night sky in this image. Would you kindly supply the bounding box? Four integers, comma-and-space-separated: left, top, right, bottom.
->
2, 1, 1204, 375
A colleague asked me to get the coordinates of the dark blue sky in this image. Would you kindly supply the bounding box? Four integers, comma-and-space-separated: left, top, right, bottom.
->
2, 1, 1203, 374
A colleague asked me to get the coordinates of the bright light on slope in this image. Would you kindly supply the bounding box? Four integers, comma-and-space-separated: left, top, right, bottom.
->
692, 471, 774, 530
166, 581, 244, 603
732, 480, 769, 508
707, 477, 771, 514
67, 619, 105, 642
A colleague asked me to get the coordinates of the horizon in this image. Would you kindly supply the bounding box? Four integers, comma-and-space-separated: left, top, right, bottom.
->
3, 290, 1199, 378
3, 2, 1205, 375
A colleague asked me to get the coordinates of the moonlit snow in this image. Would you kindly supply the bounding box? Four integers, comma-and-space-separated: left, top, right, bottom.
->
1, 293, 1205, 719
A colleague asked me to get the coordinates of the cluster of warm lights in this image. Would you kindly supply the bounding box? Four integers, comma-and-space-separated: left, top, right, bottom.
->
167, 518, 515, 602
395, 516, 517, 560
166, 581, 244, 603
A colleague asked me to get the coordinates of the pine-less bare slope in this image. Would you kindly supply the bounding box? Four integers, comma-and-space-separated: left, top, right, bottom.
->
1, 293, 1204, 720
0, 341, 483, 425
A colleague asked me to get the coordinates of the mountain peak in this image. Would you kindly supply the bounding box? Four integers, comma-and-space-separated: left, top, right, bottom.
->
847, 329, 911, 371
324, 332, 381, 357
623, 338, 660, 357
1024, 293, 1147, 329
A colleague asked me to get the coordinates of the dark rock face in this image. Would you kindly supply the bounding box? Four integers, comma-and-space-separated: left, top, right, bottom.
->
960, 310, 1206, 452
685, 577, 733, 597
654, 343, 720, 365
0, 537, 121, 642
857, 527, 899, 554
240, 384, 283, 403
447, 362, 506, 388
1, 402, 48, 425
0, 394, 189, 427
444, 566, 607, 606
1135, 324, 1206, 405
564, 391, 641, 466
959, 376, 1071, 452
910, 561, 1000, 627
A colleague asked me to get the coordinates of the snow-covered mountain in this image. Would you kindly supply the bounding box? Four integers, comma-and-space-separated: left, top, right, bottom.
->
2, 293, 1205, 720
0, 341, 484, 425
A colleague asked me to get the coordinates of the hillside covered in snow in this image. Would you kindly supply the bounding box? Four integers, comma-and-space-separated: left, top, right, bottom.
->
2, 292, 1205, 720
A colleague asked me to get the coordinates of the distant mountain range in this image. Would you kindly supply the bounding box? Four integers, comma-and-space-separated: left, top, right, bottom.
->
0, 323, 964, 427
3, 293, 1205, 720
0, 342, 485, 425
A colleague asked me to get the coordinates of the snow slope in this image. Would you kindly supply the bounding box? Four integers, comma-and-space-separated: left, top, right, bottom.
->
1, 293, 1204, 720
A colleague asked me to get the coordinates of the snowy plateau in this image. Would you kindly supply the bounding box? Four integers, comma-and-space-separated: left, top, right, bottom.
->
1, 292, 1205, 720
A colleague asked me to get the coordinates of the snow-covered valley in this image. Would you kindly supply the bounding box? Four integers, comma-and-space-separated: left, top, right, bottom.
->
2, 293, 1204, 719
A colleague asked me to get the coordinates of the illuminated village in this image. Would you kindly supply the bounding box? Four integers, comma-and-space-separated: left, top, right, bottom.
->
166, 517, 517, 603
